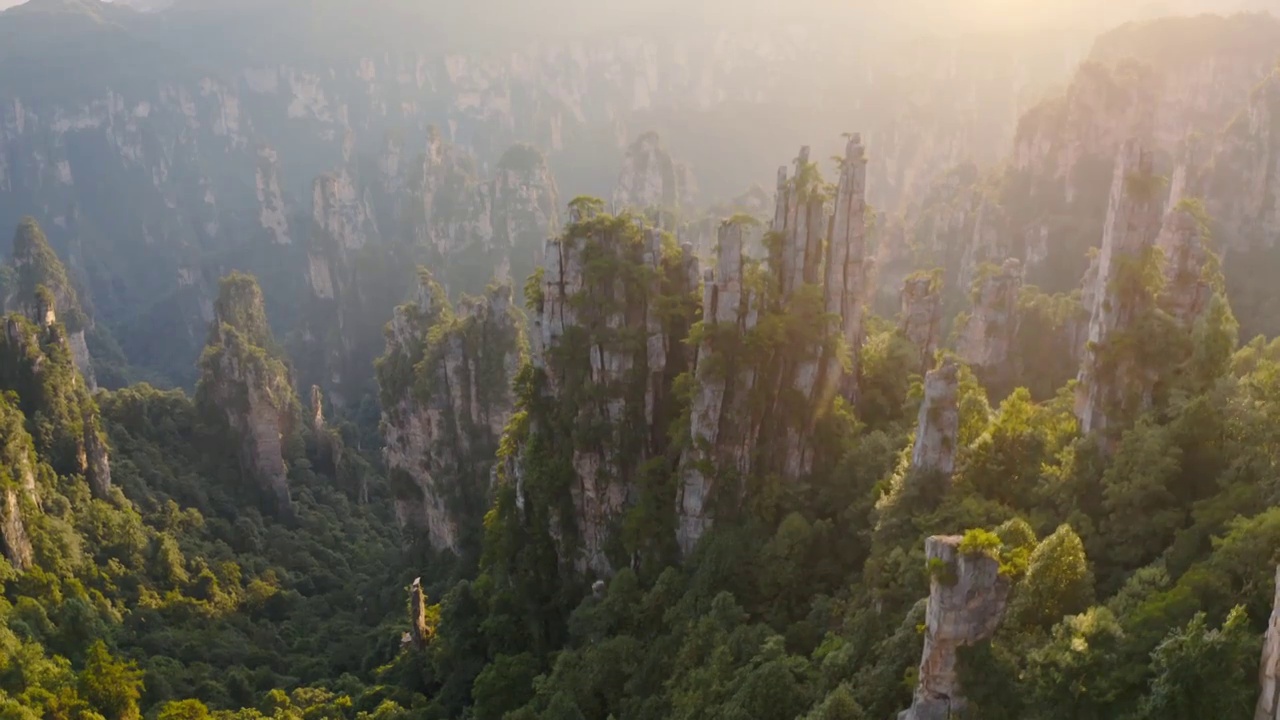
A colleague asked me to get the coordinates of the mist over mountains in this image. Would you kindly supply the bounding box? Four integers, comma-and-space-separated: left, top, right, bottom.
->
2, 1, 1280, 718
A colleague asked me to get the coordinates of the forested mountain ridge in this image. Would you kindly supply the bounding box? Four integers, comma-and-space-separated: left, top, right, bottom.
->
1, 4, 1280, 720
0, 221, 411, 717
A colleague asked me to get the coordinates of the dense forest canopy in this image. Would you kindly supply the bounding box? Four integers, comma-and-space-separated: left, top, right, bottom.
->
0, 1, 1279, 719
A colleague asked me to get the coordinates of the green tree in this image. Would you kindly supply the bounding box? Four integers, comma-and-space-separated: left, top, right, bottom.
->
80, 642, 143, 720
156, 700, 210, 720
1136, 607, 1257, 720
1009, 525, 1094, 631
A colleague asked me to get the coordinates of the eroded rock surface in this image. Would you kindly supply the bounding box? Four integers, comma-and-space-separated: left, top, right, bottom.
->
900, 274, 943, 372
957, 259, 1023, 378
1075, 140, 1164, 435
379, 275, 522, 553
524, 212, 697, 574
196, 274, 297, 516
911, 359, 960, 478
1257, 566, 1280, 720
677, 135, 869, 553
901, 535, 1011, 720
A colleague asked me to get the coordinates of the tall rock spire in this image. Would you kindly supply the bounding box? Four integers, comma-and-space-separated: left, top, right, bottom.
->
899, 272, 943, 373
911, 359, 960, 478
825, 133, 870, 401
1075, 140, 1164, 436
1258, 566, 1280, 720
7, 218, 96, 390
956, 259, 1023, 381
516, 209, 697, 575
678, 218, 759, 554
901, 535, 1012, 720
378, 273, 523, 554
196, 273, 298, 517
677, 135, 870, 553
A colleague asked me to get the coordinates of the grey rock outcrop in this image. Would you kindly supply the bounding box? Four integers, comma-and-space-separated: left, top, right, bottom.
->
1155, 204, 1213, 324
1075, 140, 1164, 436
899, 274, 943, 372
0, 487, 31, 571
1257, 565, 1280, 720
82, 407, 112, 500
612, 132, 697, 216
956, 259, 1023, 378
408, 577, 432, 649
526, 214, 697, 574
0, 400, 38, 570
679, 218, 758, 553
677, 136, 869, 553
7, 218, 96, 389
196, 274, 297, 516
1209, 69, 1280, 251
911, 359, 960, 478
901, 535, 1011, 720
379, 275, 522, 553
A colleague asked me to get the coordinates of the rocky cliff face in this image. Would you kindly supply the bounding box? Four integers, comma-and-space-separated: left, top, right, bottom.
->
196, 274, 298, 516
1014, 15, 1279, 206
408, 577, 432, 649
887, 14, 1280, 316
378, 273, 523, 554
956, 259, 1023, 379
901, 535, 1011, 720
674, 136, 871, 553
899, 273, 943, 372
911, 359, 960, 478
1205, 69, 1280, 253
612, 132, 696, 215
5, 218, 95, 388
517, 204, 697, 574
300, 132, 558, 407
0, 397, 38, 570
1156, 203, 1214, 324
1258, 565, 1280, 720
1074, 140, 1164, 436
0, 298, 112, 502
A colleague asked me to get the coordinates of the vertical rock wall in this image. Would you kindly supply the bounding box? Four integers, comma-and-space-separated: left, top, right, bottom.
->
379, 275, 523, 553
901, 535, 1011, 720
1155, 204, 1212, 325
1258, 565, 1280, 720
911, 359, 960, 478
196, 274, 298, 516
679, 218, 759, 554
956, 259, 1024, 378
527, 213, 697, 574
899, 274, 943, 373
1075, 140, 1164, 435
676, 135, 869, 553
